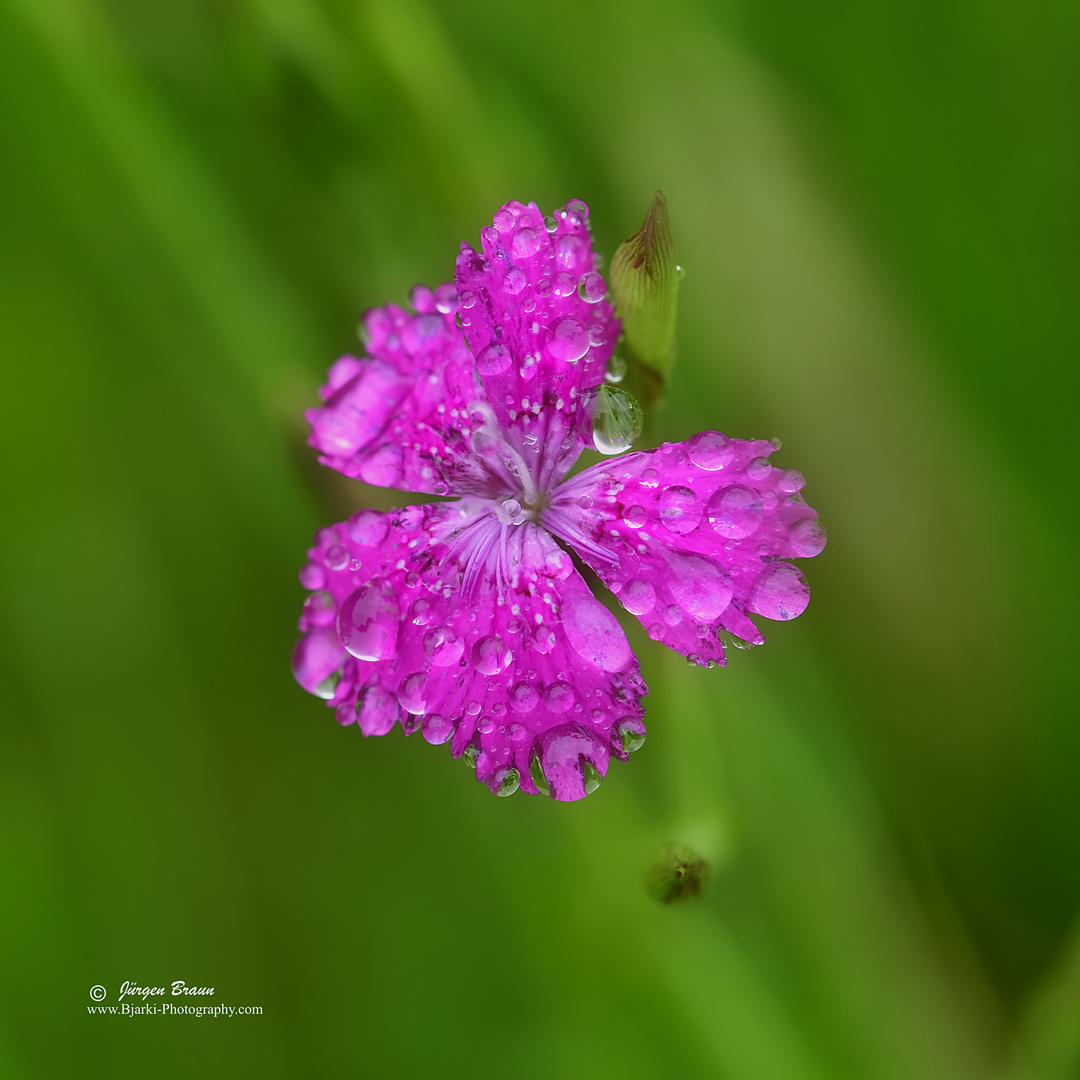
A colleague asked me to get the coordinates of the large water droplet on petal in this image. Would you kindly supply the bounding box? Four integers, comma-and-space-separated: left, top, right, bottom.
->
422, 713, 454, 745
538, 726, 610, 801
346, 509, 389, 547
476, 343, 511, 376
748, 563, 810, 621
291, 627, 346, 698
490, 767, 520, 797
687, 431, 733, 471
543, 681, 575, 714
512, 228, 542, 259
592, 385, 643, 455
577, 271, 606, 303
658, 485, 702, 534
790, 518, 827, 557
547, 317, 590, 363
472, 635, 509, 675
323, 544, 349, 571
396, 672, 427, 715
563, 595, 631, 671
667, 553, 733, 621
337, 583, 399, 661
510, 682, 539, 713
357, 685, 398, 736
622, 579, 657, 616
615, 717, 647, 754
423, 626, 464, 667
707, 485, 763, 539
623, 504, 647, 529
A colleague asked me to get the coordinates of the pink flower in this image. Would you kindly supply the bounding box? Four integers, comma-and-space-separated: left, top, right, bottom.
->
292, 199, 826, 801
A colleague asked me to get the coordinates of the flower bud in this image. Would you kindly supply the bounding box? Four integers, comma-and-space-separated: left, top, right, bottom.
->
609, 191, 680, 381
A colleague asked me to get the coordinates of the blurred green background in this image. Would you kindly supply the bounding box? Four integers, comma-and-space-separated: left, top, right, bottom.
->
2, 0, 1077, 1076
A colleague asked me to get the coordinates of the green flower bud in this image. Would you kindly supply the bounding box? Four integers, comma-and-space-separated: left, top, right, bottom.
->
610, 191, 680, 383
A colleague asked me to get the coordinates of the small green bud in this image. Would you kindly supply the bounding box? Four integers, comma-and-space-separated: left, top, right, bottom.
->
609, 191, 680, 383
644, 843, 708, 904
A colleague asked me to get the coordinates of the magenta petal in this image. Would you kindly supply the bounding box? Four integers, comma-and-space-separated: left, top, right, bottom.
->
546, 433, 826, 664
454, 200, 621, 492
305, 293, 504, 496
294, 508, 647, 800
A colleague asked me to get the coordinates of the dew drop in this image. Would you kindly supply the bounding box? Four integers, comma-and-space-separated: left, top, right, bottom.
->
577, 271, 606, 303
778, 469, 805, 493
345, 509, 387, 547
299, 562, 326, 590
543, 681, 575, 713
291, 627, 345, 698
622, 579, 657, 616
746, 457, 772, 482
623, 504, 647, 529
493, 207, 515, 233
396, 672, 427, 715
604, 353, 628, 383
422, 712, 453, 745
667, 553, 733, 621
790, 518, 827, 557
748, 563, 810, 621
544, 214, 558, 233
512, 228, 543, 258
592, 385, 643, 455
504, 268, 526, 295
476, 343, 511, 376
687, 430, 733, 471
491, 767, 520, 797
472, 635, 509, 675
323, 544, 349, 571
563, 595, 631, 671
478, 716, 495, 734
337, 583, 399, 661
615, 717, 647, 753
658, 486, 702, 534
582, 760, 603, 795
529, 751, 551, 797
510, 682, 539, 714
639, 467, 660, 489
547, 317, 590, 363
423, 626, 464, 667
302, 590, 336, 627
707, 485, 763, 539
357, 685, 398, 736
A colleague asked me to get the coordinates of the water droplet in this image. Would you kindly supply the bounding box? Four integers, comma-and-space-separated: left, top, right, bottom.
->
748, 563, 810, 621
357, 685, 398, 736
592, 385, 643, 455
491, 767, 520, 797
459, 289, 477, 310
302, 590, 336, 627
623, 504, 647, 529
396, 672, 427, 715
667, 553, 733, 620
291, 628, 345, 698
769, 437, 783, 451
478, 716, 495, 734
299, 562, 326, 590
462, 744, 480, 770
544, 214, 558, 233
512, 228, 543, 259
615, 717, 647, 753
582, 760, 603, 795
577, 271, 606, 303
476, 343, 511, 376
533, 627, 556, 654
778, 469, 805, 493
563, 595, 631, 671
493, 207, 515, 233
504, 268, 526, 295
686, 430, 733, 471
529, 751, 550, 796
553, 270, 576, 297
323, 544, 350, 571
790, 518, 827, 557
337, 583, 399, 661
639, 467, 660, 489
555, 234, 588, 272
707, 485, 763, 539
746, 457, 772, 482
466, 700, 481, 717
543, 681, 575, 713
604, 354, 628, 383
510, 682, 539, 713
548, 317, 590, 363
658, 486, 702, 534
422, 713, 453, 744
346, 509, 388, 547
423, 626, 464, 667
434, 283, 458, 314
621, 579, 656, 616
564, 198, 589, 222
576, 494, 594, 510
472, 635, 508, 675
